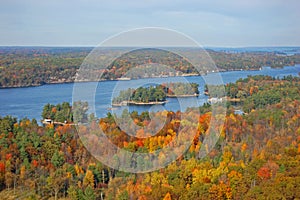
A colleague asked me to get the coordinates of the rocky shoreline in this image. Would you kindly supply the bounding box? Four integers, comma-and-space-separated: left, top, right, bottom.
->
112, 100, 167, 107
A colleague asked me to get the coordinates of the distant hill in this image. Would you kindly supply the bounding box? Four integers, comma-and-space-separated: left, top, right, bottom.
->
1, 46, 299, 88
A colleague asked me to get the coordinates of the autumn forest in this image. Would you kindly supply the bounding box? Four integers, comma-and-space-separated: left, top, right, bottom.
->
0, 75, 300, 199
1, 47, 300, 88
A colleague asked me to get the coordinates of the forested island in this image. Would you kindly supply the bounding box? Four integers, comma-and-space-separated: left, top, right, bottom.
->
1, 46, 300, 88
0, 75, 300, 199
112, 85, 167, 106
112, 82, 199, 106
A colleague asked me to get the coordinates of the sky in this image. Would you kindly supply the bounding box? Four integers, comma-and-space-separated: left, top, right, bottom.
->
0, 0, 300, 47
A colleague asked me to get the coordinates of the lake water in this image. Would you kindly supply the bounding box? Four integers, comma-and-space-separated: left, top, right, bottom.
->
0, 65, 299, 121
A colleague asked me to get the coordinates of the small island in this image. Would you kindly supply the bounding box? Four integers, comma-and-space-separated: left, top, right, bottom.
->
112, 85, 167, 106
112, 82, 199, 106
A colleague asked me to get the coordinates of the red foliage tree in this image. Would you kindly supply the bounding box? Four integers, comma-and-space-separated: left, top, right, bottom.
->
0, 162, 5, 174
257, 166, 271, 180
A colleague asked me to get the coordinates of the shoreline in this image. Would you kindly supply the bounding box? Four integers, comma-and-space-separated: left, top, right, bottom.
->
112, 100, 167, 106
166, 94, 199, 98
1, 65, 299, 89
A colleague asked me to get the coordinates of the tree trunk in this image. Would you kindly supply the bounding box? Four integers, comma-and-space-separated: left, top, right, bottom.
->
55, 189, 59, 200
101, 191, 104, 200
13, 175, 17, 195
102, 170, 105, 184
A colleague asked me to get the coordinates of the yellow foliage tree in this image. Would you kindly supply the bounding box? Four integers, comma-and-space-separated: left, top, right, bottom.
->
74, 164, 84, 176
83, 169, 95, 188
20, 165, 26, 180
163, 192, 172, 200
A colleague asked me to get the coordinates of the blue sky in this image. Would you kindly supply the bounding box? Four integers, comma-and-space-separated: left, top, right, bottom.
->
1, 0, 299, 47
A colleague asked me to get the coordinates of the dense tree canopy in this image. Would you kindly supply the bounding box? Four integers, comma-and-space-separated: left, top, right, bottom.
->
41, 101, 88, 123
0, 76, 300, 199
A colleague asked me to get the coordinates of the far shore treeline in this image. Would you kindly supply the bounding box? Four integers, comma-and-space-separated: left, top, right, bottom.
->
1, 47, 300, 88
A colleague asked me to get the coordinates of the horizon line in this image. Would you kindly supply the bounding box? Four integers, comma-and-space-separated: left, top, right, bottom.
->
0, 45, 300, 48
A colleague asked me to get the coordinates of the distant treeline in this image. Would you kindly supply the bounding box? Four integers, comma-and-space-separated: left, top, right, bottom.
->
1, 47, 299, 88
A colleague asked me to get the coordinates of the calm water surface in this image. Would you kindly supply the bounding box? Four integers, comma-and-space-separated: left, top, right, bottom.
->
0, 65, 299, 121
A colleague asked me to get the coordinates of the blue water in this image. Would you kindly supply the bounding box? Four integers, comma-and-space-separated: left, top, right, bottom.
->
0, 65, 299, 121
208, 47, 300, 55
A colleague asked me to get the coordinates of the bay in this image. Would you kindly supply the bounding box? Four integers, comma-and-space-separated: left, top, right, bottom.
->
0, 65, 299, 121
